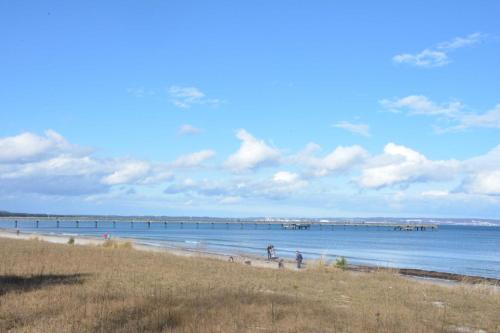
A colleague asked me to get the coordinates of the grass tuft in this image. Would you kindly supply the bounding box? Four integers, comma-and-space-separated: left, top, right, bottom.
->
335, 256, 348, 270
308, 254, 328, 271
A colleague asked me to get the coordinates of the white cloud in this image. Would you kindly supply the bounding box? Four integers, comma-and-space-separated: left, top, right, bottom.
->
0, 131, 177, 195
178, 124, 203, 135
170, 150, 216, 168
225, 129, 280, 172
294, 143, 368, 177
168, 86, 221, 109
460, 170, 500, 196
270, 171, 308, 195
455, 104, 500, 130
459, 145, 500, 196
318, 146, 368, 176
358, 143, 461, 189
464, 144, 500, 172
164, 171, 309, 201
99, 161, 172, 187
393, 49, 449, 68
332, 121, 371, 137
0, 154, 110, 196
273, 171, 299, 184
380, 95, 462, 117
421, 190, 449, 197
393, 32, 483, 68
138, 168, 174, 185
1, 155, 103, 179
382, 96, 500, 132
101, 160, 151, 185
0, 130, 75, 163
3, 129, 500, 216
259, 174, 308, 199
437, 32, 482, 50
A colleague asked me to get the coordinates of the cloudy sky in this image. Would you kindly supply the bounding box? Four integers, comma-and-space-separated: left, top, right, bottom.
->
1, 1, 500, 218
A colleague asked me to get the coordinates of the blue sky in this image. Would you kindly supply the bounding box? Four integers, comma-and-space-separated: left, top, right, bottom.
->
1, 1, 500, 217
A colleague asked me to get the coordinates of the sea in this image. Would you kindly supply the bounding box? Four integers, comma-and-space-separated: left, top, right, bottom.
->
1, 219, 500, 279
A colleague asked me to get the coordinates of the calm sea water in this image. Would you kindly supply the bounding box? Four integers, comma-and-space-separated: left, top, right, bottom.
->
1, 220, 500, 279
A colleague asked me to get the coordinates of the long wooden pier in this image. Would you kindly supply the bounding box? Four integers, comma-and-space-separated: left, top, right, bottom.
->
0, 217, 437, 231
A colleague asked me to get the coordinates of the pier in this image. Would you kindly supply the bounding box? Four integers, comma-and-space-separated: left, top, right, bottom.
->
1, 217, 438, 231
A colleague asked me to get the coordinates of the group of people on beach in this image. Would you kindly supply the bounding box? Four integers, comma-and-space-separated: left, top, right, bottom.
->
266, 244, 303, 269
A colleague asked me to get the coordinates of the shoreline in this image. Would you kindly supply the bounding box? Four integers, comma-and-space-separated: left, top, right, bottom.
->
0, 228, 299, 272
1, 228, 499, 286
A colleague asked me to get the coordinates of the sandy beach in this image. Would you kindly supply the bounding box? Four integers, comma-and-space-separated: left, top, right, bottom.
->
0, 228, 298, 271
2, 228, 498, 287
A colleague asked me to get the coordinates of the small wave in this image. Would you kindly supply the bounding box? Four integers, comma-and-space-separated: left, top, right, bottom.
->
136, 241, 165, 248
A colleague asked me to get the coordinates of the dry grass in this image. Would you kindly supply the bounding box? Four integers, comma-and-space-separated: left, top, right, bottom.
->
0, 238, 499, 333
101, 239, 133, 249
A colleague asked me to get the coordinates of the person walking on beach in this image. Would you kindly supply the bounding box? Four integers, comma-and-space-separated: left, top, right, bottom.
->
295, 251, 303, 269
266, 244, 273, 260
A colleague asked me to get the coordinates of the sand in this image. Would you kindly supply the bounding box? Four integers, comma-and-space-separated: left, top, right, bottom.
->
0, 228, 297, 271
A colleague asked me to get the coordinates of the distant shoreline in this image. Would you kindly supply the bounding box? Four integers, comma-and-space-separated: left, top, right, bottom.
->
1, 228, 499, 286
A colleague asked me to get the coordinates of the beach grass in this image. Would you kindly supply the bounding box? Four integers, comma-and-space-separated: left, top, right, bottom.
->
0, 238, 499, 333
101, 239, 133, 249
